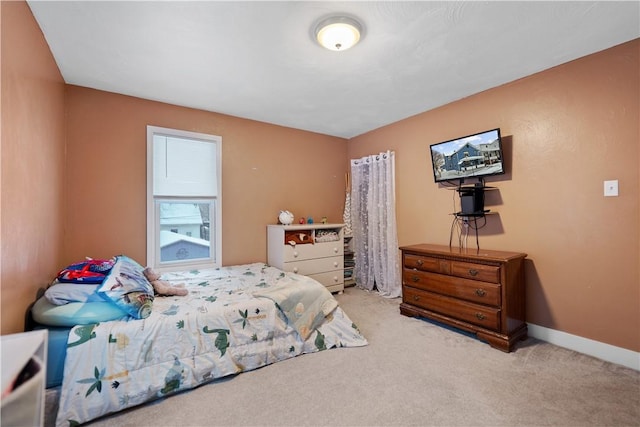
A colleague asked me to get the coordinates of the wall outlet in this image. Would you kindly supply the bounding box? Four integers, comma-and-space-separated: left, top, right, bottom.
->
604, 180, 619, 197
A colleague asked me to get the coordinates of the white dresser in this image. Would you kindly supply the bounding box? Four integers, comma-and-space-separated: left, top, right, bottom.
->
1, 330, 47, 427
267, 223, 344, 293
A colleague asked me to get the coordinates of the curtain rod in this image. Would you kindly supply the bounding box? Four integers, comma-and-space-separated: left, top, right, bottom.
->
351, 150, 394, 164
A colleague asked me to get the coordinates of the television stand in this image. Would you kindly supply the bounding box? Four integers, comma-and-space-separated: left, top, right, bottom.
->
454, 210, 490, 217
456, 185, 494, 215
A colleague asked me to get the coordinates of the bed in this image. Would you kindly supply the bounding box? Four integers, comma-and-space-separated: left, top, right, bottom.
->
30, 261, 367, 426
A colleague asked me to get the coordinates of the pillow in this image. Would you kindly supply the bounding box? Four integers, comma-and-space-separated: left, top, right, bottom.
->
97, 255, 154, 319
56, 258, 115, 284
31, 296, 127, 327
44, 281, 102, 305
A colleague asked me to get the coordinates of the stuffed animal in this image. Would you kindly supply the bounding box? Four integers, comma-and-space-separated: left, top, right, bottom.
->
143, 267, 188, 296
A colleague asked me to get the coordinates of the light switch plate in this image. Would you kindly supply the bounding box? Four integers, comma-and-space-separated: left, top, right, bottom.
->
604, 180, 618, 197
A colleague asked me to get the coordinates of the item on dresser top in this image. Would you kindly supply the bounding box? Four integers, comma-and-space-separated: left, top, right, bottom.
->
278, 210, 294, 225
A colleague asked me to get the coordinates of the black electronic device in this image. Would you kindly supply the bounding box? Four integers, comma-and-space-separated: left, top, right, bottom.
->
458, 186, 485, 215
429, 128, 504, 184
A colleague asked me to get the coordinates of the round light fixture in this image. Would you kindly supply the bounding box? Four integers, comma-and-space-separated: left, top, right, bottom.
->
315, 16, 362, 51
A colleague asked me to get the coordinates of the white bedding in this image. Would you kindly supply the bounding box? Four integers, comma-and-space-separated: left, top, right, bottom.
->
55, 263, 367, 426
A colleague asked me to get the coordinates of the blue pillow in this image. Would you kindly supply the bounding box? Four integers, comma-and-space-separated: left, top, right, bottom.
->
44, 281, 102, 305
96, 255, 154, 319
31, 296, 127, 327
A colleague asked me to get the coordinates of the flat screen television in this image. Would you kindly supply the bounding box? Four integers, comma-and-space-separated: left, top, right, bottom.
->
429, 128, 504, 184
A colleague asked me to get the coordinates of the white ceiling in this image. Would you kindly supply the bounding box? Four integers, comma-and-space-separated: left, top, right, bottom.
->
27, 1, 639, 139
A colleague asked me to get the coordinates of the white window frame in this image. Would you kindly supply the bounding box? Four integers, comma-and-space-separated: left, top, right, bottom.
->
146, 125, 222, 271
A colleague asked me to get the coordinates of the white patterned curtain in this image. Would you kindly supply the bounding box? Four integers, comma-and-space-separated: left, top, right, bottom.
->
350, 151, 401, 298
342, 173, 352, 236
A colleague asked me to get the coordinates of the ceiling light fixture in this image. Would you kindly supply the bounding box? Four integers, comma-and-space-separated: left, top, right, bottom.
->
315, 16, 362, 51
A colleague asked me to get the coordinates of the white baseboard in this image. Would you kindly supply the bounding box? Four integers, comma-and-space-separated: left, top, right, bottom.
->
528, 323, 639, 371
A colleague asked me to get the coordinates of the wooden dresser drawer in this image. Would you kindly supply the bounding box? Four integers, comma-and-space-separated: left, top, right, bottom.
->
403, 286, 500, 330
404, 253, 500, 284
450, 260, 500, 284
402, 268, 500, 306
404, 254, 449, 274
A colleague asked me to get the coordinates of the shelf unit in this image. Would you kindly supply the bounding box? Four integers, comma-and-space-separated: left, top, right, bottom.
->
452, 185, 497, 217
343, 235, 355, 287
448, 185, 499, 249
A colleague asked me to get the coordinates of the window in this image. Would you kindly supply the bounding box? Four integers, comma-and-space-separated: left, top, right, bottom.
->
147, 126, 222, 271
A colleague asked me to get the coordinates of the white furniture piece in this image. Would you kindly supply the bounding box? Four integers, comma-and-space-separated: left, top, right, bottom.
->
268, 223, 345, 293
1, 329, 48, 427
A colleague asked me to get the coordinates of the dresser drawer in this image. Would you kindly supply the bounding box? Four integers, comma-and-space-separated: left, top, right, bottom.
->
450, 260, 500, 284
403, 286, 500, 330
404, 254, 449, 274
284, 256, 343, 275
283, 242, 343, 262
405, 253, 500, 284
402, 269, 500, 306
308, 270, 344, 289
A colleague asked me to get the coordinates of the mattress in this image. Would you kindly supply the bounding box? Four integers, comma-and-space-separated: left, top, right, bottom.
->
31, 326, 70, 389
53, 263, 367, 426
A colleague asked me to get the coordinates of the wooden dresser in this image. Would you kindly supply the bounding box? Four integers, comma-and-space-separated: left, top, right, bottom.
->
267, 224, 344, 293
399, 243, 527, 352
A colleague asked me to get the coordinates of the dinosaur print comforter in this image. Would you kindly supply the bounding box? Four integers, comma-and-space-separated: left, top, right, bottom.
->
55, 263, 367, 426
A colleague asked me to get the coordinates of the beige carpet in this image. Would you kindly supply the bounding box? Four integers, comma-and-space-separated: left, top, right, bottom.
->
47, 286, 639, 427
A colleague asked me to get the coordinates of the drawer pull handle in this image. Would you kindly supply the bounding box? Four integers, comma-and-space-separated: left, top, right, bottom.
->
475, 289, 486, 297
475, 313, 485, 320
334, 261, 339, 267
333, 247, 339, 253
416, 259, 424, 266
412, 295, 420, 301
468, 269, 479, 277
293, 251, 299, 258
411, 276, 420, 283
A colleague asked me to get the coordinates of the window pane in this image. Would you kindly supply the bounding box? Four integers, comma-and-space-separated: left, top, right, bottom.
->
153, 135, 217, 197
159, 202, 211, 263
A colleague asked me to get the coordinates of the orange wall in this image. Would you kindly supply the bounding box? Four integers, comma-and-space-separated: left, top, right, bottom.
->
63, 87, 347, 267
348, 39, 639, 352
1, 1, 66, 334
2, 1, 346, 335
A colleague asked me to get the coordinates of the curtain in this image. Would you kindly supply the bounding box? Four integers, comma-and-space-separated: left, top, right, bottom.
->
350, 151, 401, 298
343, 173, 352, 237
